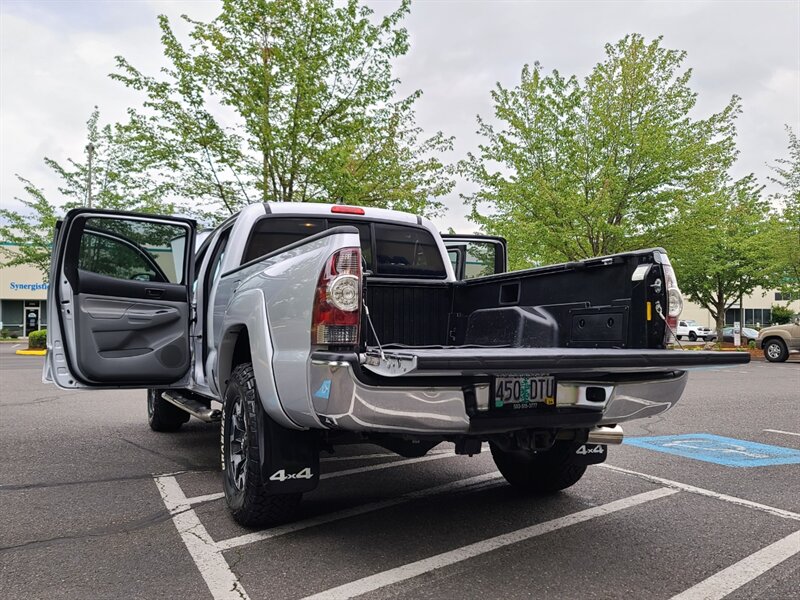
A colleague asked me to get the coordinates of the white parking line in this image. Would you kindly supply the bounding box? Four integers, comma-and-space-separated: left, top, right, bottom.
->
183, 451, 469, 505
599, 464, 800, 521
158, 471, 504, 599
186, 491, 225, 505
217, 472, 503, 551
670, 529, 800, 600
301, 488, 678, 600
155, 476, 249, 600
764, 429, 800, 438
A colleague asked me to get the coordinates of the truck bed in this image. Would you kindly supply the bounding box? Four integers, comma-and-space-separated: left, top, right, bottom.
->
364, 248, 673, 350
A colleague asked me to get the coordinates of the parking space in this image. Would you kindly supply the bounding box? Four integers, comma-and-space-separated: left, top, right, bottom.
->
1, 345, 798, 599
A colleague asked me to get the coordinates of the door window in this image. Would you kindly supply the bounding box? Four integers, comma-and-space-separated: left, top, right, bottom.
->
77, 217, 187, 284
462, 242, 498, 279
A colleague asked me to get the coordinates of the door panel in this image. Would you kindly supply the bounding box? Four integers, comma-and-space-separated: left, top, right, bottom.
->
73, 295, 189, 382
45, 209, 195, 389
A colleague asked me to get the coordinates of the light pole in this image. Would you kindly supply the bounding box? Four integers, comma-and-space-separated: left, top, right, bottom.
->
85, 142, 95, 208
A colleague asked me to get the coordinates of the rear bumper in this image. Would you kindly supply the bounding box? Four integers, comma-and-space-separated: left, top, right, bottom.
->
308, 353, 689, 435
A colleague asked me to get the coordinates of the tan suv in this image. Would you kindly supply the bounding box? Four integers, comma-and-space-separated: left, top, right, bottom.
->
758, 321, 800, 362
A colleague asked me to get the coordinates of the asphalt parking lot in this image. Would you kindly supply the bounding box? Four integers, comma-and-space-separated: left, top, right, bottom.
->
1, 344, 798, 600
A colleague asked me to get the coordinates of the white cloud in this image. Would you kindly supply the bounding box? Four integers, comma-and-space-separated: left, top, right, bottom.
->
1, 0, 798, 236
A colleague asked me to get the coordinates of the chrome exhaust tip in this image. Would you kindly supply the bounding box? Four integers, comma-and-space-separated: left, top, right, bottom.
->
587, 424, 624, 445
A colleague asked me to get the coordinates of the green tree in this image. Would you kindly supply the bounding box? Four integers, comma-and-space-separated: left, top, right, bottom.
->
668, 175, 773, 339
0, 177, 60, 276
112, 0, 453, 218
0, 109, 174, 278
770, 304, 794, 325
460, 34, 739, 269
767, 126, 800, 298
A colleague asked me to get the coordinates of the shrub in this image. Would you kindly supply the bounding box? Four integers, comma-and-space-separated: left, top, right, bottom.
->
28, 329, 47, 349
748, 340, 756, 349
771, 304, 794, 325
10, 332, 19, 339
0, 329, 8, 339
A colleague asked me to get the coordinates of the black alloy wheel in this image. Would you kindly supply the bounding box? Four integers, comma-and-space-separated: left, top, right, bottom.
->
222, 363, 302, 528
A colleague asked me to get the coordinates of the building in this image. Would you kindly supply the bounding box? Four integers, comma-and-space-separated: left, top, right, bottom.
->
0, 245, 48, 337
680, 286, 800, 329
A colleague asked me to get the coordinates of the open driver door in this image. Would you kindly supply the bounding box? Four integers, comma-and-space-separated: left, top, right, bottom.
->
44, 209, 196, 389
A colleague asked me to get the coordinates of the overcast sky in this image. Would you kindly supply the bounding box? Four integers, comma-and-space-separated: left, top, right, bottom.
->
1, 0, 798, 233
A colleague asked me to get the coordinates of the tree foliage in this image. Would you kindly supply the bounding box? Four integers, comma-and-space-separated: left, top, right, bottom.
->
0, 177, 60, 277
461, 34, 740, 269
767, 126, 800, 299
668, 175, 774, 336
770, 304, 794, 324
0, 109, 174, 278
112, 0, 453, 219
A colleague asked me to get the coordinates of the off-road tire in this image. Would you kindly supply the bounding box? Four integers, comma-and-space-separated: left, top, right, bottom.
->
689, 331, 697, 341
147, 389, 190, 432
490, 441, 587, 494
222, 363, 302, 528
764, 338, 789, 363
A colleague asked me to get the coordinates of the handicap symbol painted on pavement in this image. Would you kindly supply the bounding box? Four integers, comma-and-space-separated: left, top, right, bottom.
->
624, 433, 800, 467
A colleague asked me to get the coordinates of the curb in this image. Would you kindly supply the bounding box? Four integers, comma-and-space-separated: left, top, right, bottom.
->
15, 349, 46, 356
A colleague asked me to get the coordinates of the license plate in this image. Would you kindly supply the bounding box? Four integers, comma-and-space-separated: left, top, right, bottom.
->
493, 375, 556, 410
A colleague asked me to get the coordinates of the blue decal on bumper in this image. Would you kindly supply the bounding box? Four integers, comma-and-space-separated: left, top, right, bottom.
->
314, 379, 332, 400
624, 433, 800, 467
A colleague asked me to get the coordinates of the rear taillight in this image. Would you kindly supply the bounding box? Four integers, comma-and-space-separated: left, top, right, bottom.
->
311, 247, 362, 346
660, 254, 683, 344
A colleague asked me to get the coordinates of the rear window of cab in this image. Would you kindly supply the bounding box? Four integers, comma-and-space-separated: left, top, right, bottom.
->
242, 217, 447, 278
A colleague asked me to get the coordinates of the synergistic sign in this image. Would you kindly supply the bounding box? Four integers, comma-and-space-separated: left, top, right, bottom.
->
9, 282, 49, 292
0, 262, 50, 299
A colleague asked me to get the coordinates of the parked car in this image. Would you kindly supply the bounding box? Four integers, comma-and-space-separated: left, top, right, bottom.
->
706, 326, 759, 345
43, 204, 748, 527
757, 322, 800, 362
676, 319, 713, 341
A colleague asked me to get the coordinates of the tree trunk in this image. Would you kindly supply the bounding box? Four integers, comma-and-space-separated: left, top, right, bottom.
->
738, 293, 744, 347
714, 297, 726, 345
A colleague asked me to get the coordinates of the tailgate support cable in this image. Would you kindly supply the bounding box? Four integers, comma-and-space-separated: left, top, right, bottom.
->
655, 302, 684, 350
363, 303, 386, 360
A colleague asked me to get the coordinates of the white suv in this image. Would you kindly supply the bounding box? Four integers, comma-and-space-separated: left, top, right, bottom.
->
676, 319, 713, 341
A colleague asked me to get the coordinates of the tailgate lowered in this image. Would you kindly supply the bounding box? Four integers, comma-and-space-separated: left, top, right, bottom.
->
358, 347, 749, 377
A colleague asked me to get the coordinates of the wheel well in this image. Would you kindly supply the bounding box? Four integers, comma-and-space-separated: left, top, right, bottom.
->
762, 336, 786, 349
218, 326, 252, 397
232, 328, 251, 368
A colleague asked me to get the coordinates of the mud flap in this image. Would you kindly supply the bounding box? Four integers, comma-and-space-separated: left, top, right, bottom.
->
572, 442, 608, 465
258, 412, 320, 494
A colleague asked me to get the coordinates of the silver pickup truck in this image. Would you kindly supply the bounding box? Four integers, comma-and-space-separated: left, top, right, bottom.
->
44, 203, 748, 526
